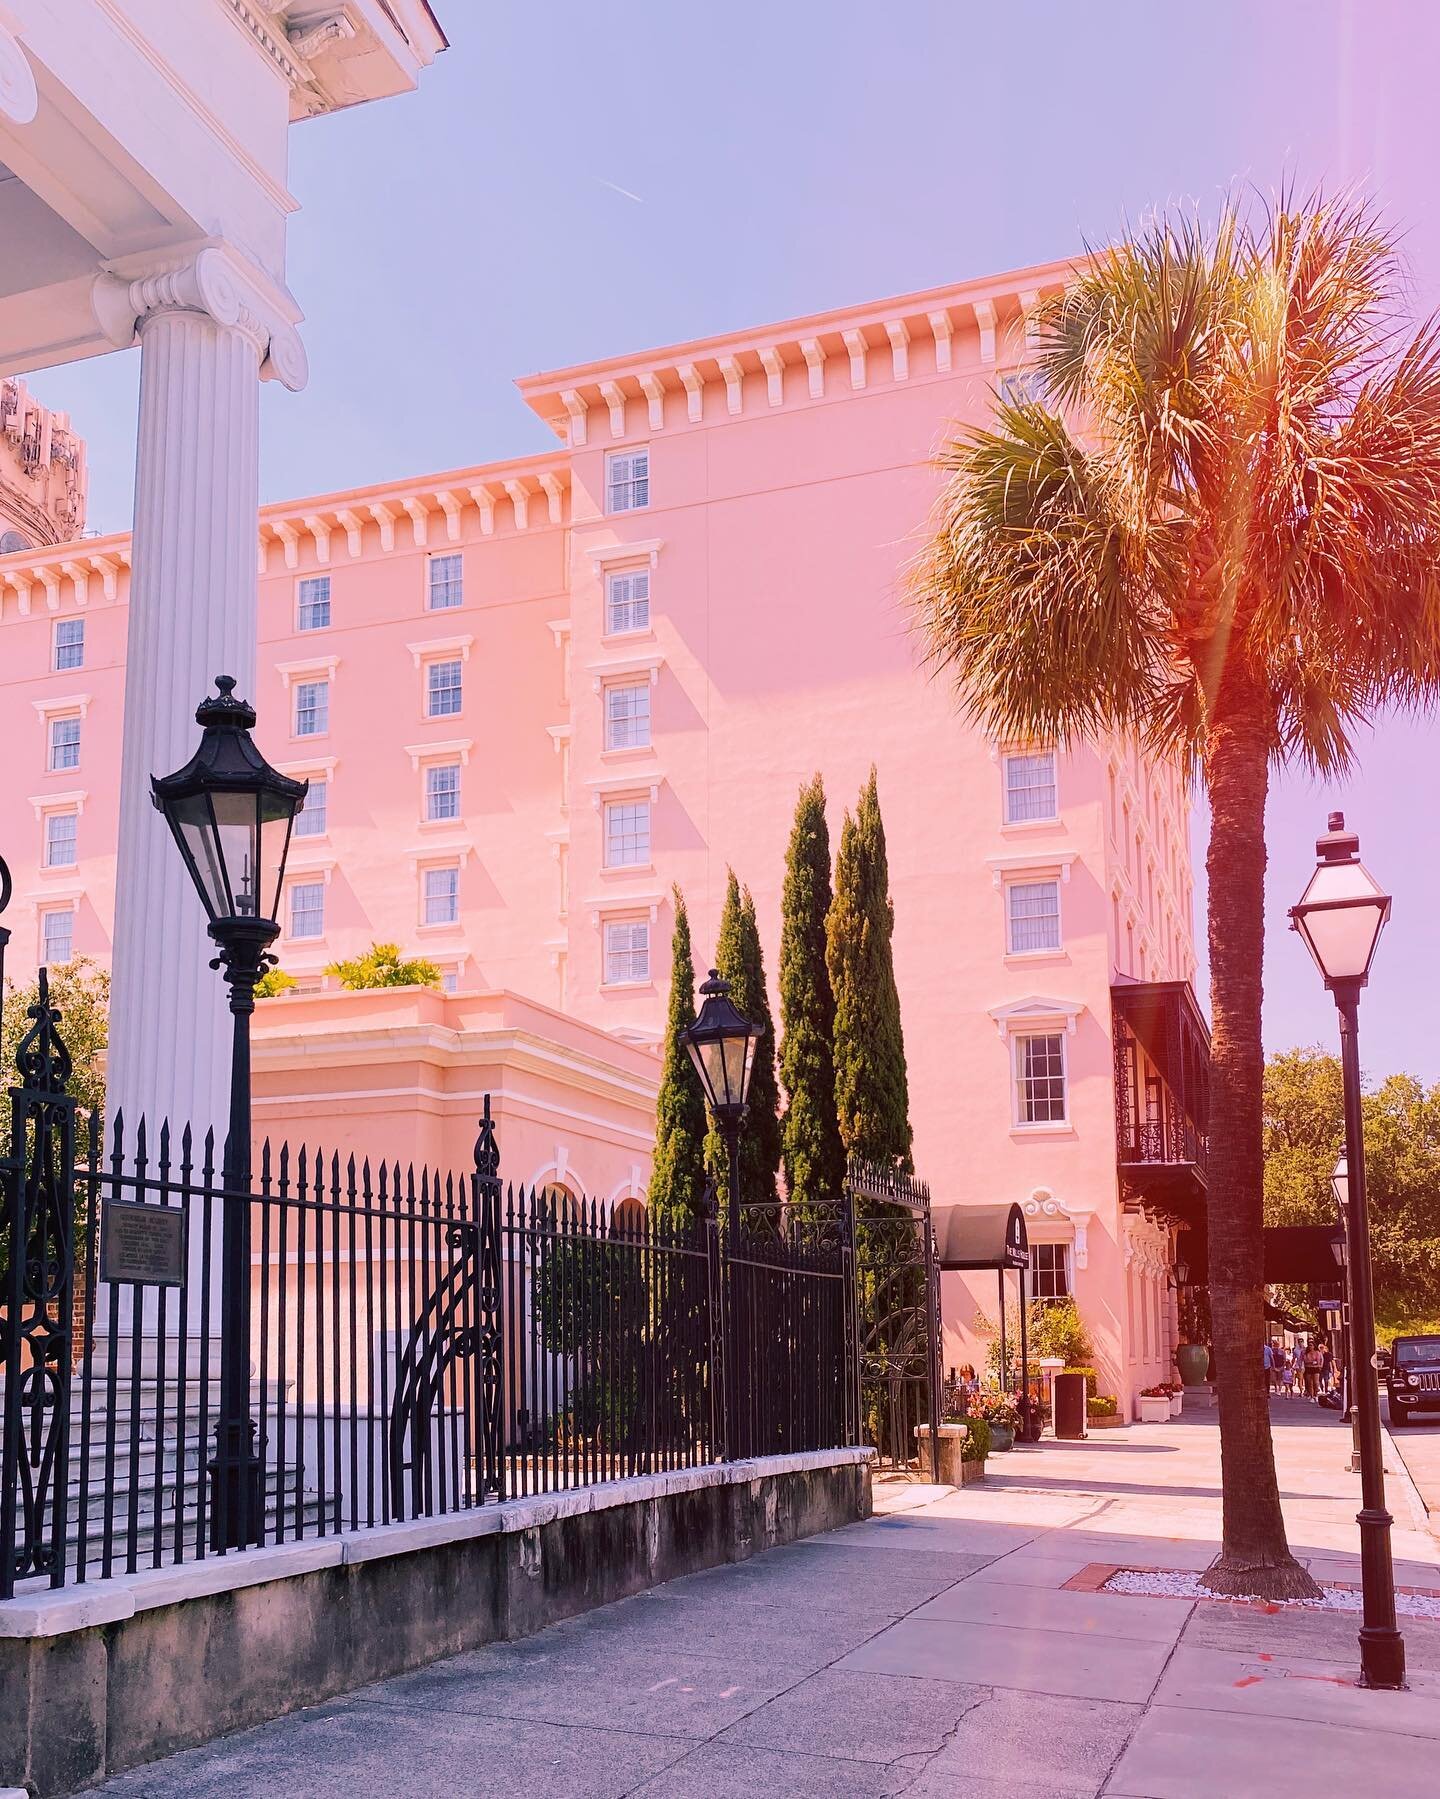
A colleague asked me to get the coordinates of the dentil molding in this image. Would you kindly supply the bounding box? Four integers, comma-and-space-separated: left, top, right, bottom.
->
0, 10, 37, 125
91, 244, 309, 393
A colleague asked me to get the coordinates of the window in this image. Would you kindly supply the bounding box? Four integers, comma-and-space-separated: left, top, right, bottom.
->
423, 865, 459, 925
425, 762, 460, 821
294, 778, 327, 837
44, 811, 77, 868
604, 918, 650, 985
426, 659, 462, 718
48, 716, 81, 772
53, 617, 84, 671
289, 881, 325, 939
605, 448, 649, 514
1016, 1032, 1066, 1124
605, 569, 650, 634
428, 553, 463, 610
604, 681, 651, 751
440, 967, 459, 994
1006, 879, 1060, 954
297, 575, 331, 631
604, 799, 650, 868
1030, 1242, 1071, 1300
294, 679, 329, 737
41, 908, 73, 965
1004, 750, 1057, 823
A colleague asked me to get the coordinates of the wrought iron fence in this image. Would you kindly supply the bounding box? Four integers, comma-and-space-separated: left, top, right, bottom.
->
1, 972, 858, 1597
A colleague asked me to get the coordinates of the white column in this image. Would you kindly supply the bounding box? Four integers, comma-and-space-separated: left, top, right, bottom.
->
93, 248, 307, 1148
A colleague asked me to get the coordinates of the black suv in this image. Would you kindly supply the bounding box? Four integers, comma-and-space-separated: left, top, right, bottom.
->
1381, 1336, 1440, 1427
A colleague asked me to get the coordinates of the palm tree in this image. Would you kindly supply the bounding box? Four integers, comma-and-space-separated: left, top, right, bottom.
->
913, 192, 1440, 1598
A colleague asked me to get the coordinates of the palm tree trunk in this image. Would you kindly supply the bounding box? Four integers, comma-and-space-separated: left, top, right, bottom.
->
1202, 698, 1319, 1599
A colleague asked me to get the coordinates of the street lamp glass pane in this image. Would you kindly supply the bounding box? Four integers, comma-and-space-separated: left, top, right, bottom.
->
1331, 1155, 1348, 1207
1296, 860, 1388, 980
211, 789, 261, 917
721, 1033, 753, 1108
258, 792, 296, 925
702, 1037, 735, 1109
172, 791, 228, 920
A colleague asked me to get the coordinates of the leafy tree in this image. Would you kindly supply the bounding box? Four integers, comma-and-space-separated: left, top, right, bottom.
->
1264, 1045, 1440, 1319
256, 965, 298, 999
826, 769, 912, 1170
648, 889, 707, 1225
779, 776, 845, 1214
912, 193, 1440, 1597
0, 957, 109, 1156
324, 942, 441, 990
704, 872, 782, 1211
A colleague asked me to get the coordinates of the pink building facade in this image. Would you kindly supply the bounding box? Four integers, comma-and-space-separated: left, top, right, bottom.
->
0, 260, 1205, 1415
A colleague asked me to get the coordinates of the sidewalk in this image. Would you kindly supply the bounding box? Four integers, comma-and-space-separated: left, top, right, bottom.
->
93, 1400, 1440, 1798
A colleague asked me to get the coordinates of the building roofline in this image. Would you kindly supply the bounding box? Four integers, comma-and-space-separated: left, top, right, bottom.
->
514, 255, 1085, 403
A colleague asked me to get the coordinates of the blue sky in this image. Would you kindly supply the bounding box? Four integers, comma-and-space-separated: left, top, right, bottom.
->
32, 0, 1440, 1081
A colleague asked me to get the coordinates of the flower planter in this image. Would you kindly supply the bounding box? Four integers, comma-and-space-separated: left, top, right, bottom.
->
1137, 1394, 1171, 1424
1168, 1392, 1183, 1418
1087, 1412, 1124, 1429
1175, 1343, 1210, 1388
988, 1424, 1015, 1452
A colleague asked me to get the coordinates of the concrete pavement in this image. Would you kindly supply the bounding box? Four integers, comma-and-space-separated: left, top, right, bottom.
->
1386, 1392, 1440, 1535
94, 1400, 1440, 1798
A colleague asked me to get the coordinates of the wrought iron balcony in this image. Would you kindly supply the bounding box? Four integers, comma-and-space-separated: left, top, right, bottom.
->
1117, 1114, 1206, 1169
1112, 978, 1210, 1222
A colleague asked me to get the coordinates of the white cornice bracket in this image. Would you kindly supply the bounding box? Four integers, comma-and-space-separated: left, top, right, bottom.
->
402, 498, 429, 547
600, 382, 627, 439
274, 520, 300, 569
437, 491, 464, 542
638, 372, 666, 430
843, 329, 868, 390
504, 480, 531, 530
718, 356, 744, 415
678, 364, 704, 423
758, 346, 785, 407
928, 309, 953, 373
560, 390, 589, 447
336, 509, 364, 557
305, 517, 331, 564
368, 502, 396, 552
469, 484, 498, 535
1019, 288, 1042, 349
973, 299, 997, 366
884, 319, 910, 381
539, 472, 565, 525
800, 338, 826, 398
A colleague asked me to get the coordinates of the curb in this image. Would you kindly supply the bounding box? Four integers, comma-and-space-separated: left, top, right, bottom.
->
1382, 1420, 1435, 1539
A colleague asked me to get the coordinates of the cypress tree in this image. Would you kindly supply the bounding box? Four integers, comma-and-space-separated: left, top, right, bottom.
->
704, 871, 781, 1210
827, 767, 913, 1171
648, 888, 707, 1225
779, 776, 845, 1212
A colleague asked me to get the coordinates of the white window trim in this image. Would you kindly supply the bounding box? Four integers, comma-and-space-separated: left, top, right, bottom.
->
987, 995, 1084, 1041
587, 649, 664, 692
285, 877, 329, 943
1011, 1029, 1071, 1132
586, 537, 664, 574
1002, 872, 1065, 960
604, 447, 651, 515
418, 860, 462, 932
601, 678, 653, 755
276, 655, 340, 689
29, 788, 87, 820
601, 914, 653, 990
31, 693, 92, 723
997, 745, 1061, 829
986, 851, 1077, 889
585, 892, 665, 928
404, 737, 474, 771
51, 617, 86, 671
586, 773, 661, 810
421, 758, 464, 827
406, 634, 474, 668
38, 900, 77, 962
1027, 1237, 1075, 1299
425, 551, 465, 611
295, 572, 332, 631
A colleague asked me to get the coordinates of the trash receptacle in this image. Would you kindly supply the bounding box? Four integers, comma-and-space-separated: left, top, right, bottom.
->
1053, 1371, 1088, 1440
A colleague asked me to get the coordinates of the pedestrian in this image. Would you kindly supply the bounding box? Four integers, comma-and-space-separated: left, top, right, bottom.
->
1263, 1339, 1275, 1391
1303, 1341, 1323, 1400
1320, 1344, 1335, 1397
1281, 1347, 1296, 1398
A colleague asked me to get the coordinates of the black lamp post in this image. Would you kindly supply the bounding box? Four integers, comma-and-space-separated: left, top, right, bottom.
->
680, 970, 759, 1242
1290, 810, 1404, 1690
152, 677, 307, 1550
1331, 1158, 1362, 1473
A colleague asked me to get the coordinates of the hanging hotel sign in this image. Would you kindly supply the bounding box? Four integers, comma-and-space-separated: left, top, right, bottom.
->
100, 1198, 187, 1287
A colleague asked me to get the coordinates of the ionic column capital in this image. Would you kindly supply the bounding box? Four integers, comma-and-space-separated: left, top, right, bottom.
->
91, 243, 308, 392
0, 12, 37, 126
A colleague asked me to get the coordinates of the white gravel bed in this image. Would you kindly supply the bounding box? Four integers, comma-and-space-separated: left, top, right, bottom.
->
1103, 1566, 1440, 1618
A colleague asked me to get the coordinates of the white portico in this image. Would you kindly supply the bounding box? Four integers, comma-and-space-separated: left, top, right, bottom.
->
0, 3, 446, 1141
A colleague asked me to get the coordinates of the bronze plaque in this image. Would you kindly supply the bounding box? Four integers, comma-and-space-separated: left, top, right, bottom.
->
100, 1199, 187, 1287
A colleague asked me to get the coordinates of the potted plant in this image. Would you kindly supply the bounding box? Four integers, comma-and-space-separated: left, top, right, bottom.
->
973, 1390, 1021, 1451
958, 1415, 991, 1482
1086, 1394, 1123, 1430
1167, 1379, 1184, 1419
1137, 1384, 1172, 1423
1174, 1287, 1212, 1388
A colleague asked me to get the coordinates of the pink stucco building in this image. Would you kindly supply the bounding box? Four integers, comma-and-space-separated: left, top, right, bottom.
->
0, 259, 1206, 1414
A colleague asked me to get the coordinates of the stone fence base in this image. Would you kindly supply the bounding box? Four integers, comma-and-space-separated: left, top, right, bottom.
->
1, 1448, 873, 1797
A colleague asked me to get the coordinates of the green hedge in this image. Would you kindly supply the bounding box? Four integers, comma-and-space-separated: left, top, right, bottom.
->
1063, 1365, 1099, 1397
1087, 1394, 1119, 1417
961, 1416, 992, 1463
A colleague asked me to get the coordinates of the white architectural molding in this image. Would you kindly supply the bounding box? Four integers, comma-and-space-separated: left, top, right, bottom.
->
304, 516, 331, 563
91, 556, 121, 601
987, 995, 1085, 1039
927, 309, 953, 372
842, 329, 867, 389
335, 509, 365, 556
402, 497, 429, 547
1019, 287, 1042, 348
985, 850, 1078, 889
538, 472, 565, 525
1021, 1189, 1097, 1270
31, 692, 92, 721
759, 345, 786, 406
584, 890, 665, 925
273, 519, 300, 569
560, 390, 588, 446
973, 299, 997, 365
678, 363, 704, 422
368, 501, 397, 551
276, 754, 338, 778
404, 738, 474, 770
600, 381, 627, 438
287, 12, 356, 62
718, 355, 744, 414
275, 654, 340, 689
60, 562, 90, 607
28, 788, 87, 819
503, 479, 531, 530
585, 771, 662, 807
586, 537, 664, 574
437, 491, 464, 541
0, 14, 38, 124
585, 647, 664, 688
799, 338, 826, 398
885, 319, 910, 381
638, 371, 666, 430
406, 633, 473, 668
92, 243, 308, 393
469, 484, 498, 535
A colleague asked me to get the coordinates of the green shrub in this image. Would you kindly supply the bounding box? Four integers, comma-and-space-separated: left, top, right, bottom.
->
960, 1416, 991, 1463
1087, 1394, 1119, 1417
1063, 1365, 1099, 1396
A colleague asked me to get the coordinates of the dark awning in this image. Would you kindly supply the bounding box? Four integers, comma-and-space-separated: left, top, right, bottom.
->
1262, 1225, 1345, 1285
932, 1202, 1029, 1271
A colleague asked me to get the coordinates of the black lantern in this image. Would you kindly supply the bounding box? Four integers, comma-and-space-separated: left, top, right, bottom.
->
153, 676, 306, 1552
1291, 813, 1403, 1689
152, 676, 307, 940
1289, 813, 1391, 991
682, 969, 759, 1131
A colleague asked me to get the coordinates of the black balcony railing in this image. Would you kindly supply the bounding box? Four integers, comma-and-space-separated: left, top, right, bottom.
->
1116, 1115, 1206, 1168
